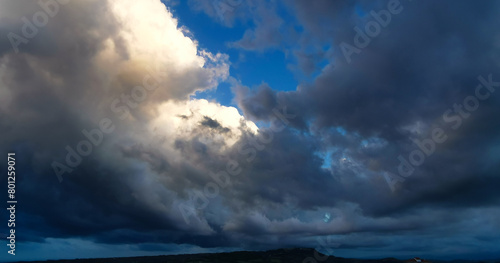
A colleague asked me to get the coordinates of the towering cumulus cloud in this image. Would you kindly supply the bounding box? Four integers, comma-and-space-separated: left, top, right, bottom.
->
0, 0, 258, 257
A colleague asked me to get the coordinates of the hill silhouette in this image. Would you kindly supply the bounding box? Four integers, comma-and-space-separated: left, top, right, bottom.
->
6, 248, 406, 263
8, 248, 500, 263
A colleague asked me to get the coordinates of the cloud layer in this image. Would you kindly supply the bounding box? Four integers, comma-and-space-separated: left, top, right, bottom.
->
1, 0, 500, 260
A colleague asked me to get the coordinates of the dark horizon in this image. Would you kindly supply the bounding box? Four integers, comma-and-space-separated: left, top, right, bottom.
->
4, 248, 500, 263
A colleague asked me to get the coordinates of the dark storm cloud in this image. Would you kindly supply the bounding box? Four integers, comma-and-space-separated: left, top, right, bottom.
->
233, 82, 309, 129
229, 0, 500, 255
2, 0, 500, 260
234, 83, 278, 121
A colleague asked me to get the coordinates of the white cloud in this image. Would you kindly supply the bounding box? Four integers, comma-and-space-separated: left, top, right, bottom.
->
151, 99, 258, 150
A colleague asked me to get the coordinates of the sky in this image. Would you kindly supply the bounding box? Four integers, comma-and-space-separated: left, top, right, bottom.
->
1, 0, 500, 261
